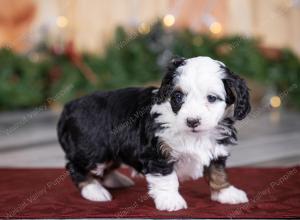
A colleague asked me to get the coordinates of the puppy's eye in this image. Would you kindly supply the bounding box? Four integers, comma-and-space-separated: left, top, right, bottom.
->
171, 91, 184, 104
207, 95, 217, 103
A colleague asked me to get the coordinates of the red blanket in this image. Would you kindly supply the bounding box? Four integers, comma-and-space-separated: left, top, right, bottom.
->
0, 167, 299, 219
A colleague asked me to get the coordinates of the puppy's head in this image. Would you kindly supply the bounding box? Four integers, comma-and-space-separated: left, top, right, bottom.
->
153, 56, 250, 134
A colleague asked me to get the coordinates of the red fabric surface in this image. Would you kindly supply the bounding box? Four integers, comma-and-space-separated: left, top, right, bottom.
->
0, 167, 299, 219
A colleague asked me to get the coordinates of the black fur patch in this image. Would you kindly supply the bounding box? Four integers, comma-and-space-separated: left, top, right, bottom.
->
170, 90, 185, 114
57, 87, 174, 185
217, 65, 251, 146
157, 57, 186, 104
210, 156, 227, 168
221, 66, 251, 120
216, 117, 238, 146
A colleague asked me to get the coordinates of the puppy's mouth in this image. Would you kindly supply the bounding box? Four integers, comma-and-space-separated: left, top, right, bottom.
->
191, 128, 201, 133
190, 127, 210, 133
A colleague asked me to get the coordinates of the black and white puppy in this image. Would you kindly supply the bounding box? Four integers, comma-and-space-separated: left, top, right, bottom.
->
57, 56, 251, 211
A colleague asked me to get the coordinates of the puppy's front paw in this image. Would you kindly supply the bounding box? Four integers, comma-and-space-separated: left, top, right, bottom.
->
211, 186, 248, 204
154, 192, 187, 211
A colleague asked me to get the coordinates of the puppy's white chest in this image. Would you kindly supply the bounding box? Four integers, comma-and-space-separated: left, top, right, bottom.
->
171, 138, 229, 181
175, 154, 205, 181
156, 129, 229, 181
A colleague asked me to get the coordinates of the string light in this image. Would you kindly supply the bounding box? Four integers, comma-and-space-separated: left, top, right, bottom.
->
209, 21, 222, 34
56, 16, 68, 28
163, 14, 175, 27
138, 22, 150, 34
270, 96, 281, 108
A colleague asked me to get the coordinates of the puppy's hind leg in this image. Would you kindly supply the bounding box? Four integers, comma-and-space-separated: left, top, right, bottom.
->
102, 170, 135, 188
80, 178, 112, 202
67, 162, 112, 202
92, 162, 134, 189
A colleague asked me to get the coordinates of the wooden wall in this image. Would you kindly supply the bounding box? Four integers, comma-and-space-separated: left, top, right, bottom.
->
227, 0, 300, 56
0, 0, 299, 56
34, 0, 171, 52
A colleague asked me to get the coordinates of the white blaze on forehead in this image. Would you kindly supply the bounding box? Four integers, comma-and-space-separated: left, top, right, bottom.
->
176, 56, 226, 98
180, 57, 224, 75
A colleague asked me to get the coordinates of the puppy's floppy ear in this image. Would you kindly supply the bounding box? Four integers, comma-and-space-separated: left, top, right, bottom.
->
167, 56, 186, 72
221, 66, 251, 120
156, 57, 186, 103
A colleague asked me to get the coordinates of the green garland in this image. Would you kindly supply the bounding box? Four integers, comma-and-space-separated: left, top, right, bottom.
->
0, 48, 45, 109
0, 21, 299, 111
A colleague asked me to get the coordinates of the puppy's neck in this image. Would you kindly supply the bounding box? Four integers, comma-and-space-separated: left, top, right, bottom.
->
157, 131, 228, 181
157, 129, 219, 160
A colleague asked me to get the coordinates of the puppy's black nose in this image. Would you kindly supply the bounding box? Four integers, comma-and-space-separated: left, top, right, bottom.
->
186, 118, 201, 128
